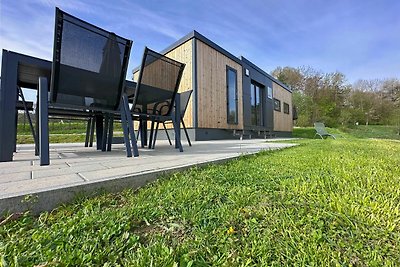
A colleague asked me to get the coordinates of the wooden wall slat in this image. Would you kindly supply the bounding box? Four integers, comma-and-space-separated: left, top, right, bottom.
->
196, 40, 243, 129
273, 82, 292, 132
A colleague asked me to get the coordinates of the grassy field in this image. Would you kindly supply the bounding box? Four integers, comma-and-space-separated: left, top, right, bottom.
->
17, 123, 400, 144
293, 125, 400, 140
1, 138, 400, 266
341, 125, 400, 140
17, 122, 125, 144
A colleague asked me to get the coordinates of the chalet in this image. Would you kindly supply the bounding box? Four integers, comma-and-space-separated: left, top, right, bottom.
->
134, 31, 293, 140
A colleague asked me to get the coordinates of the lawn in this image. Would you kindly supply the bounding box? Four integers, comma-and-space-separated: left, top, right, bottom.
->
17, 122, 399, 144
17, 121, 124, 144
1, 138, 400, 266
341, 125, 400, 140
293, 125, 400, 140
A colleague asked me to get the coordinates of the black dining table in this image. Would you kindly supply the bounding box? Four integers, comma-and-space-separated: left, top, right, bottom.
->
0, 49, 180, 162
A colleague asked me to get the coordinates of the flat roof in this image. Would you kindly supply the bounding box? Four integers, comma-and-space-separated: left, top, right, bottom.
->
240, 56, 292, 92
133, 30, 292, 92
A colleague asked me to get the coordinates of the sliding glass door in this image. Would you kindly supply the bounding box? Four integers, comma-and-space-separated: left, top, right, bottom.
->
250, 82, 264, 126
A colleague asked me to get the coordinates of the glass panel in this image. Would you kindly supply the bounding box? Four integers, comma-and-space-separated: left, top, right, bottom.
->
250, 84, 256, 125
267, 87, 273, 99
227, 68, 237, 124
255, 85, 262, 126
251, 82, 264, 126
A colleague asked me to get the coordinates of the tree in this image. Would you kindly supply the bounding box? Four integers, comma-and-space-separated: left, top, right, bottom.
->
271, 66, 349, 127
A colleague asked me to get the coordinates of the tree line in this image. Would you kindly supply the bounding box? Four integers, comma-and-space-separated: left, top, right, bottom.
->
271, 66, 400, 130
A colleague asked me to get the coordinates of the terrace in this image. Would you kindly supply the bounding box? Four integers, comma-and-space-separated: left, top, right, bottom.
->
0, 139, 296, 214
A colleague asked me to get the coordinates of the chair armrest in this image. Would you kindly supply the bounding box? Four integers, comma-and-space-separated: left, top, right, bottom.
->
152, 100, 171, 116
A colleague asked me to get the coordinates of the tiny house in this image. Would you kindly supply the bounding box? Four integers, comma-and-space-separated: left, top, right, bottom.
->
133, 31, 293, 141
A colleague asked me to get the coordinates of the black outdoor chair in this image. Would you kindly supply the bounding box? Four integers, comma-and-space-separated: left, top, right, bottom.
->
129, 47, 185, 152
37, 7, 138, 165
149, 89, 193, 149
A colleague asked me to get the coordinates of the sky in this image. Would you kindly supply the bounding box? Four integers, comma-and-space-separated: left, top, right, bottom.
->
1, 0, 399, 88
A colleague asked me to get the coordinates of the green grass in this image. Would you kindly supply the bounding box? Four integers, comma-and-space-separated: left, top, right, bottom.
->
1, 139, 400, 266
17, 134, 88, 144
341, 125, 400, 140
293, 125, 400, 140
17, 122, 88, 135
17, 122, 124, 144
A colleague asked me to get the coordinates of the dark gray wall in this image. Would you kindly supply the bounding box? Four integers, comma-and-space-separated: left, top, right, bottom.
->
241, 58, 274, 132
274, 131, 293, 138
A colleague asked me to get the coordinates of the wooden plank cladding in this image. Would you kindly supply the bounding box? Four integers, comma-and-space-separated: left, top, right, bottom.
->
196, 40, 243, 130
131, 31, 293, 138
273, 82, 293, 132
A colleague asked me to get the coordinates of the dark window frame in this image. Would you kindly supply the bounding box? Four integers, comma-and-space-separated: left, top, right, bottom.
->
283, 102, 290, 114
250, 80, 265, 126
274, 98, 281, 112
226, 66, 238, 124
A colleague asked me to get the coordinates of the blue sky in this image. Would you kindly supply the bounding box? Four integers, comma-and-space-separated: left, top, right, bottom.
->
1, 0, 399, 86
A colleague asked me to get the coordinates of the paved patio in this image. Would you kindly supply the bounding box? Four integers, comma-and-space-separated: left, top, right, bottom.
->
0, 139, 296, 215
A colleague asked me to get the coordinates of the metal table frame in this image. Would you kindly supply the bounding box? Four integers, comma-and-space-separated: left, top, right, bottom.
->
1, 50, 107, 162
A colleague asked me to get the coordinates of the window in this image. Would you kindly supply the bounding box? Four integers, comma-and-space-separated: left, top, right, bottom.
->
267, 87, 273, 99
274, 98, 281, 112
250, 82, 264, 126
284, 102, 290, 114
226, 66, 238, 124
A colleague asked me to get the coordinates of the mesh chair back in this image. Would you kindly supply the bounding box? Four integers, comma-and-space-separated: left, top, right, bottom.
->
179, 90, 192, 116
50, 8, 132, 111
133, 47, 185, 116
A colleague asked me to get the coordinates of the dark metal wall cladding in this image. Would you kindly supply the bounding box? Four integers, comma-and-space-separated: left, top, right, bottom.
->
241, 60, 274, 132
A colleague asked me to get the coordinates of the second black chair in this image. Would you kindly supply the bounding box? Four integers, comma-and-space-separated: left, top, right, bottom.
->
149, 90, 192, 149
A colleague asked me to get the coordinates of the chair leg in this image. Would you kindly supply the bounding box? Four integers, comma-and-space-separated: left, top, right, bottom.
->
148, 119, 155, 149
89, 117, 95, 147
136, 122, 141, 141
38, 77, 49, 166
84, 118, 91, 147
101, 114, 109, 152
122, 94, 139, 157
181, 119, 191, 146
171, 114, 183, 152
140, 120, 145, 148
152, 121, 160, 149
173, 94, 183, 152
163, 122, 172, 145
95, 115, 104, 150
35, 94, 39, 156
120, 101, 132, 158
107, 114, 114, 151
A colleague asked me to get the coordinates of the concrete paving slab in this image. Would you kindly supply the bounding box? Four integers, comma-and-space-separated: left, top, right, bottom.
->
32, 163, 109, 179
0, 139, 297, 215
0, 173, 83, 198
0, 172, 31, 184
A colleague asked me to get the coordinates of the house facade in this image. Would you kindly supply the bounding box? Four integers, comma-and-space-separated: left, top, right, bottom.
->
134, 31, 293, 140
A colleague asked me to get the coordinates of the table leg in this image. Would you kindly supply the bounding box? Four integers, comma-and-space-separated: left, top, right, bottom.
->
38, 77, 49, 166
95, 114, 104, 150
0, 51, 18, 162
141, 120, 147, 147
